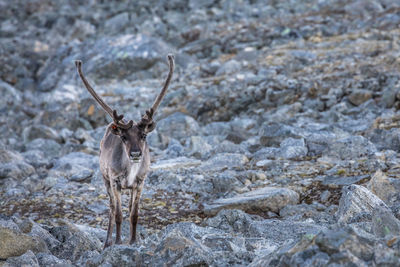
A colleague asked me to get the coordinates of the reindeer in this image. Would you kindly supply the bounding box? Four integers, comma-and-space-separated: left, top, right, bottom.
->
74, 55, 174, 248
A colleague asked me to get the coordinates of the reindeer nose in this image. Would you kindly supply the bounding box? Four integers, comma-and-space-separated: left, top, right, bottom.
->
130, 151, 141, 159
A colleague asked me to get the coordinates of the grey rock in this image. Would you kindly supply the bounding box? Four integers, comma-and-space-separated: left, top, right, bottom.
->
206, 209, 325, 254
279, 137, 308, 160
0, 149, 35, 180
0, 215, 20, 231
49, 222, 102, 262
36, 252, 73, 267
315, 226, 375, 262
279, 203, 334, 224
304, 130, 337, 157
0, 81, 22, 110
216, 59, 241, 75
337, 184, 389, 224
104, 12, 130, 33
259, 123, 301, 147
200, 153, 249, 171
0, 162, 35, 181
373, 243, 400, 266
25, 138, 62, 159
327, 136, 377, 160
203, 122, 232, 136
75, 250, 100, 266
15, 219, 61, 252
252, 225, 377, 267
381, 87, 398, 108
211, 170, 242, 194
372, 205, 400, 238
0, 226, 48, 259
367, 170, 400, 206
4, 250, 39, 267
348, 89, 373, 106
319, 174, 370, 187
157, 112, 200, 141
214, 140, 248, 155
149, 224, 212, 267
251, 147, 280, 163
151, 156, 201, 171
187, 135, 213, 159
88, 245, 138, 267
163, 138, 185, 158
21, 150, 49, 169
204, 187, 299, 215
22, 124, 62, 143
48, 152, 98, 182
367, 128, 400, 152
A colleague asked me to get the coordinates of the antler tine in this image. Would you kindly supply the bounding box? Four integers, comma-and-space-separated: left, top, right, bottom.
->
75, 60, 133, 129
112, 110, 133, 129
150, 54, 175, 115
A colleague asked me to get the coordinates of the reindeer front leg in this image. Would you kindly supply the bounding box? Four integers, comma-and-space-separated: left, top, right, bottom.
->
104, 180, 115, 249
111, 179, 123, 245
129, 178, 145, 244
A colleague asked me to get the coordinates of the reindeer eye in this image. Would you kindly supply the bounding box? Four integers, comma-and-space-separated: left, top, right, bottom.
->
141, 133, 147, 140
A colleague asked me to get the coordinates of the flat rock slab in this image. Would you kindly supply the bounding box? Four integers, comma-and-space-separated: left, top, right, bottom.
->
204, 187, 299, 215
318, 174, 370, 187
151, 157, 201, 171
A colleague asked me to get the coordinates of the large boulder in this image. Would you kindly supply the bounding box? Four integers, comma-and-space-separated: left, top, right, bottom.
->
337, 184, 389, 224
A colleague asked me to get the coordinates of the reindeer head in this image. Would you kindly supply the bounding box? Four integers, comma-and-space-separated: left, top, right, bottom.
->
75, 55, 174, 162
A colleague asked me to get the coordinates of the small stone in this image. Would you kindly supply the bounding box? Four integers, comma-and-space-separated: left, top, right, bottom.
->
320, 190, 331, 203
348, 89, 372, 106
279, 138, 308, 160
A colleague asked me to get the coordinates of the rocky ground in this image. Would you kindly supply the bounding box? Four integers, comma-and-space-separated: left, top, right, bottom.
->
1, 0, 400, 266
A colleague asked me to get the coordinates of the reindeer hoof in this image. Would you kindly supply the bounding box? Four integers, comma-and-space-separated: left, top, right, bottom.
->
103, 241, 112, 249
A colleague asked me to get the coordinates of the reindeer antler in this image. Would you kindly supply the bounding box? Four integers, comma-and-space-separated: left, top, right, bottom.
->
138, 54, 174, 130
75, 60, 133, 129
151, 54, 175, 114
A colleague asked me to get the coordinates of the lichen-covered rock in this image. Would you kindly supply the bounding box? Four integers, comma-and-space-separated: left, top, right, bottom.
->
367, 170, 400, 206
0, 226, 48, 259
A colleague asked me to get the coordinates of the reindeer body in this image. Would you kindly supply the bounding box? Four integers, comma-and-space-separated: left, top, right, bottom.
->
75, 55, 174, 248
99, 124, 151, 247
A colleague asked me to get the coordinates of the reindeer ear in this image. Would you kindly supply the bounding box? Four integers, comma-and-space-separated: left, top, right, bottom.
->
110, 124, 122, 135
146, 121, 156, 133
